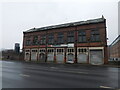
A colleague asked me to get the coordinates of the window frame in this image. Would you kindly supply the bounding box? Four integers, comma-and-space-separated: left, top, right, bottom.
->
67, 31, 75, 43
48, 33, 54, 45
33, 36, 39, 45
78, 30, 87, 43
40, 35, 46, 45
90, 30, 101, 42
26, 40, 31, 46
57, 32, 64, 44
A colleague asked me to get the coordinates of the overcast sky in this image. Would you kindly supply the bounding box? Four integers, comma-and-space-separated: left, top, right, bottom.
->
0, 0, 119, 50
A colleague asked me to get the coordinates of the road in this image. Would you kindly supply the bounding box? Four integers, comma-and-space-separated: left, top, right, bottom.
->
1, 60, 119, 89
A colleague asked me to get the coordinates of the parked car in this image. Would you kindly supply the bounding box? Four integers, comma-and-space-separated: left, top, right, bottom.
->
66, 59, 74, 64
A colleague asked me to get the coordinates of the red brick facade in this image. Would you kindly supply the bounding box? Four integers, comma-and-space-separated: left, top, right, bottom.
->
109, 35, 120, 61
23, 17, 108, 65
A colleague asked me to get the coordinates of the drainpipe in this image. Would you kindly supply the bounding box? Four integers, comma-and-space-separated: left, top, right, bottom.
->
45, 31, 48, 62
74, 26, 78, 63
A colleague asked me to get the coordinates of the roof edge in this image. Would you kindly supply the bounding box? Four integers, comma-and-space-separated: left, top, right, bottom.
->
24, 16, 106, 33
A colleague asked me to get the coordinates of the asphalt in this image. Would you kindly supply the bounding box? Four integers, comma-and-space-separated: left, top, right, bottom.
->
1, 60, 120, 89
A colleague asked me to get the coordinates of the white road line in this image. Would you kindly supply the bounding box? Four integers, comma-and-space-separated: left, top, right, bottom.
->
100, 86, 112, 89
77, 71, 88, 74
53, 69, 89, 74
26, 66, 89, 74
19, 74, 30, 77
65, 71, 88, 74
4, 62, 14, 64
50, 67, 55, 68
50, 67, 58, 69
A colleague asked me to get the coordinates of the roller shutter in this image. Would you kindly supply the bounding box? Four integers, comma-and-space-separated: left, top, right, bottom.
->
90, 49, 103, 65
78, 53, 87, 63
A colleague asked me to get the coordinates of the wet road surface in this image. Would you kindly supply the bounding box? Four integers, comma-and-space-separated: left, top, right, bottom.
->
1, 60, 119, 89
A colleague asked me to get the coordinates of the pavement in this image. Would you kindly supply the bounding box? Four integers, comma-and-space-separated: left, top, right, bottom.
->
19, 60, 120, 68
1, 60, 120, 89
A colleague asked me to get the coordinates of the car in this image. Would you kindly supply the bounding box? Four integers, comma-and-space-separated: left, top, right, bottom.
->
66, 59, 74, 64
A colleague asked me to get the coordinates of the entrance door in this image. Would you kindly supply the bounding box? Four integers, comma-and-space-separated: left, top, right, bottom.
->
39, 53, 45, 62
31, 53, 37, 61
67, 53, 74, 63
66, 48, 74, 63
90, 49, 103, 65
25, 53, 30, 61
56, 48, 64, 63
31, 49, 38, 61
47, 48, 54, 62
77, 48, 88, 63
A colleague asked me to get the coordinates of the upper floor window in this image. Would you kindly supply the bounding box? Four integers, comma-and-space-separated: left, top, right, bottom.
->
25, 36, 31, 46
67, 31, 74, 43
40, 35, 46, 45
33, 36, 39, 45
48, 33, 54, 45
26, 40, 31, 46
91, 30, 100, 42
78, 30, 86, 43
57, 32, 64, 44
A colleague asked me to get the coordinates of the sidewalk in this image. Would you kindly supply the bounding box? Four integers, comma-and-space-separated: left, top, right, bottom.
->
2, 59, 120, 68
24, 60, 120, 68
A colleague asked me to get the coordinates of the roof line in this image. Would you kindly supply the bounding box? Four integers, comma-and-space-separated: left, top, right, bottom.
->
24, 17, 105, 33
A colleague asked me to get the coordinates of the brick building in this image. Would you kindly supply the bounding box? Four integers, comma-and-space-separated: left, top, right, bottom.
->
109, 35, 120, 61
2, 49, 24, 60
23, 16, 108, 65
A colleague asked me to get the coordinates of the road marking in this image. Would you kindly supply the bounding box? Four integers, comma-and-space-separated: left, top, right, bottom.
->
56, 70, 88, 74
25, 66, 88, 74
50, 67, 58, 69
100, 86, 112, 89
4, 61, 14, 64
67, 71, 88, 74
50, 67, 57, 69
19, 74, 30, 77
77, 71, 88, 74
